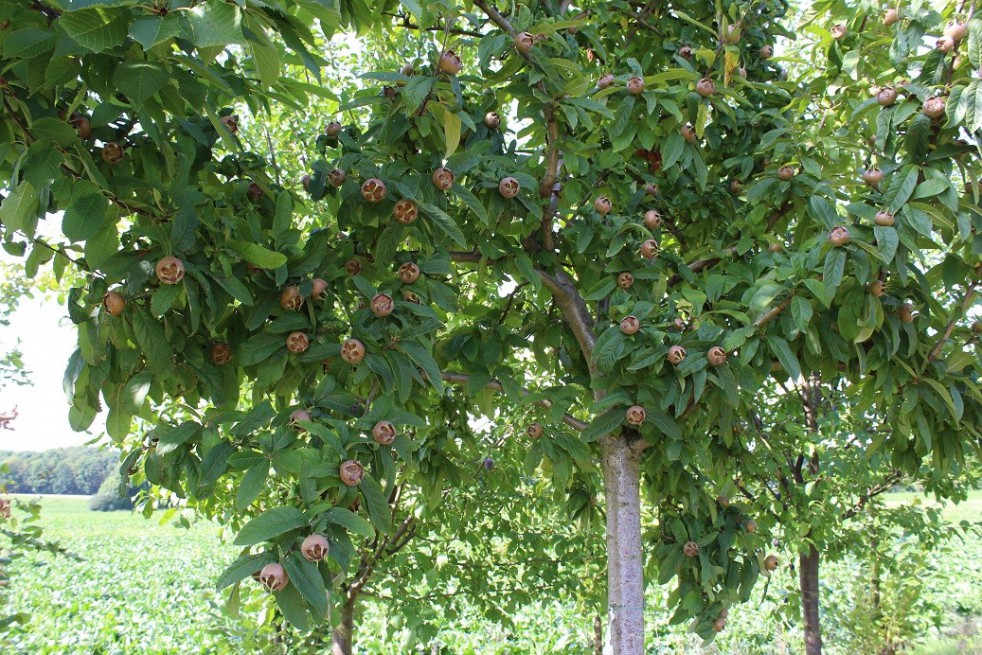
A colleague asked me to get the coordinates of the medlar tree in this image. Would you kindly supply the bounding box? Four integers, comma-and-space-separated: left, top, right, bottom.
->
0, 0, 979, 654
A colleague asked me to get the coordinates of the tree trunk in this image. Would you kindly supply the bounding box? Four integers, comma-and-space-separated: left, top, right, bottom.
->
332, 596, 355, 655
799, 546, 822, 655
593, 614, 603, 655
600, 435, 645, 655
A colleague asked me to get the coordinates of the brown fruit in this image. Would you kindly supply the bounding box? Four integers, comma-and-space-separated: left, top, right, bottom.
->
290, 409, 312, 427
499, 176, 520, 199
437, 50, 462, 75
598, 73, 615, 90
286, 331, 309, 354
678, 46, 693, 59
515, 32, 534, 53
644, 183, 659, 196
594, 196, 612, 215
620, 316, 640, 335
432, 167, 455, 191
945, 21, 968, 42
707, 346, 727, 366
341, 338, 366, 364
328, 169, 346, 187
829, 226, 851, 246
777, 166, 796, 181
248, 182, 264, 201
830, 23, 846, 40
210, 343, 232, 365
103, 291, 126, 316
744, 518, 758, 533
863, 168, 884, 187
883, 9, 899, 26
155, 256, 185, 285
339, 459, 364, 486
923, 96, 947, 119
393, 199, 418, 224
301, 174, 311, 191
301, 535, 330, 562
259, 563, 289, 592
768, 242, 784, 253
527, 422, 543, 439
869, 280, 885, 297
220, 115, 238, 134
72, 115, 92, 140
372, 420, 397, 446
937, 36, 956, 53
280, 286, 304, 311
760, 44, 773, 59
874, 211, 895, 227
310, 278, 328, 300
402, 290, 421, 304
737, 67, 747, 78
640, 239, 659, 259
101, 142, 124, 164
695, 77, 716, 97
644, 209, 662, 229
876, 87, 898, 107
345, 258, 362, 276
325, 121, 342, 137
713, 617, 726, 633
673, 317, 686, 331
398, 262, 421, 284
899, 303, 914, 323
681, 124, 697, 143
485, 111, 501, 129
764, 554, 779, 571
626, 76, 645, 95
625, 405, 646, 426
717, 495, 730, 508
370, 293, 394, 317
361, 178, 386, 203
667, 345, 687, 365
729, 179, 743, 194
400, 63, 415, 77
617, 272, 634, 289
683, 541, 699, 557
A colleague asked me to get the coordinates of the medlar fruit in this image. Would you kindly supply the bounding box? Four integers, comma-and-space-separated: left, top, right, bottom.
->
437, 49, 462, 75
432, 167, 455, 191
485, 111, 501, 129
683, 541, 699, 557
923, 96, 946, 119
155, 256, 185, 285
667, 345, 687, 365
678, 46, 692, 59
620, 316, 640, 335
626, 76, 645, 95
103, 291, 126, 316
345, 258, 362, 276
937, 36, 956, 53
499, 176, 520, 199
527, 422, 543, 439
393, 199, 418, 225
625, 405, 646, 426
220, 115, 238, 134
744, 518, 758, 533
863, 168, 883, 187
370, 293, 394, 317
286, 332, 309, 354
101, 142, 124, 164
707, 346, 727, 366
325, 121, 342, 137
899, 303, 914, 323
828, 226, 851, 246
290, 409, 312, 427
759, 45, 773, 59
72, 115, 92, 140
944, 21, 968, 42
830, 23, 846, 40
341, 338, 366, 364
617, 272, 634, 289
301, 535, 330, 562
280, 285, 303, 311
339, 459, 364, 486
869, 280, 885, 297
310, 278, 328, 300
598, 73, 615, 89
876, 87, 897, 107
640, 239, 659, 259
515, 32, 534, 53
874, 211, 895, 227
764, 554, 779, 571
328, 169, 346, 187
398, 262, 421, 284
644, 209, 662, 229
883, 9, 899, 26
361, 178, 386, 203
644, 183, 659, 196
594, 196, 612, 215
695, 77, 715, 97
210, 343, 232, 366
777, 166, 796, 181
259, 563, 289, 592
372, 420, 396, 446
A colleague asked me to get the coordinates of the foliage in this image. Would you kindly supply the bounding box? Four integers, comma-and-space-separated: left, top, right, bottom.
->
88, 473, 147, 511
0, 447, 118, 496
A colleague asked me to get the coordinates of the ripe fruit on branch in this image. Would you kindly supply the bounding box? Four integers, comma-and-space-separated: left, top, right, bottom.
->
759, 45, 773, 59
432, 167, 455, 191
372, 420, 396, 445
620, 316, 640, 335
937, 36, 956, 53
339, 460, 364, 486
667, 345, 687, 365
393, 199, 418, 224
325, 121, 342, 137
874, 211, 895, 227
301, 535, 330, 562
345, 258, 361, 276
527, 422, 543, 439
103, 291, 126, 316
869, 280, 885, 297
729, 179, 743, 194
210, 343, 232, 365
829, 226, 851, 246
830, 24, 846, 40
713, 618, 726, 633
883, 9, 899, 26
280, 285, 303, 311
398, 262, 420, 284
923, 96, 946, 119
707, 346, 727, 366
341, 338, 366, 364
617, 272, 634, 289
744, 518, 758, 533
220, 115, 238, 134
695, 77, 716, 97
290, 409, 312, 427
625, 405, 646, 426
598, 73, 615, 90
673, 317, 686, 331
640, 239, 659, 259
361, 178, 386, 202
767, 242, 784, 253
485, 112, 501, 129
301, 174, 311, 191
594, 196, 612, 214
286, 332, 309, 354
310, 278, 328, 300
499, 176, 520, 199
899, 303, 914, 323
777, 166, 795, 181
876, 87, 898, 107
259, 563, 289, 592
437, 50, 462, 74
683, 541, 699, 557
626, 76, 645, 95
248, 182, 264, 201
644, 210, 662, 229
717, 495, 730, 508
370, 293, 394, 317
72, 115, 92, 139
155, 256, 185, 284
328, 169, 346, 187
402, 290, 421, 304
945, 21, 968, 42
101, 142, 124, 164
681, 124, 697, 143
483, 457, 494, 470
764, 554, 779, 571
678, 46, 693, 59
644, 183, 659, 196
400, 63, 415, 77
863, 168, 884, 187
515, 32, 534, 53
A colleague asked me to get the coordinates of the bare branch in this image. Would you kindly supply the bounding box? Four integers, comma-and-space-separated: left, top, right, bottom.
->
753, 296, 792, 329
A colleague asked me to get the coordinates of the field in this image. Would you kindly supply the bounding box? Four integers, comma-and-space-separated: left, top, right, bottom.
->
3, 493, 980, 655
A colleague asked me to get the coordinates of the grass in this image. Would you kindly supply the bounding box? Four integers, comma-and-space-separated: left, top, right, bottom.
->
2, 492, 980, 654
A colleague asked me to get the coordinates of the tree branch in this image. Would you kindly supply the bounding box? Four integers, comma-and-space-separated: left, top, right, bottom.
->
754, 296, 792, 329
842, 471, 904, 520
441, 372, 589, 431
472, 0, 519, 37
927, 280, 978, 364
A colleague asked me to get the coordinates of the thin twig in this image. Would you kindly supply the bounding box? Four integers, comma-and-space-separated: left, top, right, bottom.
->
441, 371, 589, 431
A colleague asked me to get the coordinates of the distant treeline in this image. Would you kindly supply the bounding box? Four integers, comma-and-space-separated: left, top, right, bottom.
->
0, 447, 118, 495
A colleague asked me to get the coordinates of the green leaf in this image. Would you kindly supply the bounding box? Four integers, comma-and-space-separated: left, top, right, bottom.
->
188, 1, 244, 48
236, 462, 269, 510
401, 341, 444, 393
234, 506, 308, 546
227, 241, 288, 269
443, 106, 461, 158
358, 474, 391, 532
216, 552, 275, 591
59, 7, 130, 53
0, 182, 40, 234
791, 297, 813, 334
273, 584, 310, 630
322, 507, 374, 539
129, 15, 181, 49
114, 61, 168, 105
2, 29, 56, 59
84, 226, 119, 268
969, 20, 982, 69
581, 409, 623, 443
282, 552, 328, 618
156, 421, 202, 455
874, 226, 899, 262
823, 249, 846, 297
150, 282, 182, 316
418, 201, 467, 248
768, 337, 801, 381
808, 196, 837, 228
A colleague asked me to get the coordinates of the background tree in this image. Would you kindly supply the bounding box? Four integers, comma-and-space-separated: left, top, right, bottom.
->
0, 1, 979, 655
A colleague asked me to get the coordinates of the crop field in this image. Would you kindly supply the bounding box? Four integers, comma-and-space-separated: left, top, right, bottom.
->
3, 493, 980, 655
